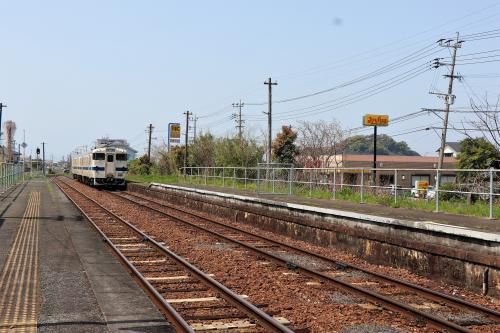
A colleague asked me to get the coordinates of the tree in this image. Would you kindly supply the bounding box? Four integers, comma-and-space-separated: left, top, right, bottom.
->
214, 136, 264, 167
456, 137, 500, 203
457, 137, 500, 171
462, 93, 500, 150
128, 154, 152, 175
296, 119, 347, 167
343, 134, 419, 156
189, 132, 216, 167
272, 126, 298, 164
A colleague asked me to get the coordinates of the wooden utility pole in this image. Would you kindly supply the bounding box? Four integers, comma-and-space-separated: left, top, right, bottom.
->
183, 111, 191, 175
147, 124, 154, 162
264, 78, 277, 164
433, 33, 462, 170
232, 100, 245, 140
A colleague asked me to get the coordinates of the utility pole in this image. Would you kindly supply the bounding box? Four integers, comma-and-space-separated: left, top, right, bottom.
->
372, 126, 377, 186
232, 100, 245, 140
192, 116, 198, 142
22, 130, 26, 162
147, 124, 154, 162
42, 142, 46, 176
183, 111, 191, 175
0, 102, 6, 143
432, 33, 462, 170
264, 78, 277, 164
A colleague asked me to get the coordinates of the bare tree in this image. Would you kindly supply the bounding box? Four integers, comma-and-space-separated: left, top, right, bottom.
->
297, 119, 347, 168
462, 94, 500, 149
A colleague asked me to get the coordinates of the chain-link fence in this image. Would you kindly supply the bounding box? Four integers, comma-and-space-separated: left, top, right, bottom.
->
182, 166, 500, 219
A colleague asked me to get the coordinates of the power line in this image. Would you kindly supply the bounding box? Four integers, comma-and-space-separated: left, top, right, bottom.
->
246, 44, 441, 106
273, 66, 432, 121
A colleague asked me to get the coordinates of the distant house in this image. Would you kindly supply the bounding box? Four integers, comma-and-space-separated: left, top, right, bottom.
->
300, 154, 458, 188
95, 138, 138, 161
436, 142, 461, 158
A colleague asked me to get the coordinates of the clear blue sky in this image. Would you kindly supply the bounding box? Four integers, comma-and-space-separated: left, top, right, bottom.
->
1, 1, 499, 160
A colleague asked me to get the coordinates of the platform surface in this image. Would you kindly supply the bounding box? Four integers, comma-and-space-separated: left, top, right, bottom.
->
152, 182, 500, 236
0, 180, 173, 333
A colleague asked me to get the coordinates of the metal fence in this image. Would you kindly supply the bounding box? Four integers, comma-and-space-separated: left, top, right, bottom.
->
0, 163, 25, 193
181, 166, 500, 219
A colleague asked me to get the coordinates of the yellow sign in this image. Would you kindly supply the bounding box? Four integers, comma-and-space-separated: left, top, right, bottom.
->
169, 123, 181, 139
415, 181, 429, 190
363, 114, 389, 127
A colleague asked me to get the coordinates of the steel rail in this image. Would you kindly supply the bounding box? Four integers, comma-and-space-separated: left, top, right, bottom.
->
119, 190, 500, 320
55, 178, 293, 333
54, 179, 195, 332
109, 189, 476, 333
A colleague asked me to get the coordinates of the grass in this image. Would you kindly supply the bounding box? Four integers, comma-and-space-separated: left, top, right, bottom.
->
126, 173, 500, 219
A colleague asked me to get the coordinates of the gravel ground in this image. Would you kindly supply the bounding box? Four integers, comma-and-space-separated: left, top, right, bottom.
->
63, 180, 499, 332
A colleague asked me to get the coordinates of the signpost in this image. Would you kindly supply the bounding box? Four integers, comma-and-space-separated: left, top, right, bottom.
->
167, 123, 181, 152
362, 114, 389, 187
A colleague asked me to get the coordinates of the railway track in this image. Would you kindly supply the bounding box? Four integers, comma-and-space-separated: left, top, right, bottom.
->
107, 187, 500, 333
54, 178, 293, 333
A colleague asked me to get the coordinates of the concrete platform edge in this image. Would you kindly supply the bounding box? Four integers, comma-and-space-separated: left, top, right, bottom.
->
151, 183, 500, 243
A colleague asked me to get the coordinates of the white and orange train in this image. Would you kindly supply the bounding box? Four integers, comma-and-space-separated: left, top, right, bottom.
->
71, 146, 128, 189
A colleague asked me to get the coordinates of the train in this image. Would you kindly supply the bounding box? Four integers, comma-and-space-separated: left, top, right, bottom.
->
72, 146, 128, 189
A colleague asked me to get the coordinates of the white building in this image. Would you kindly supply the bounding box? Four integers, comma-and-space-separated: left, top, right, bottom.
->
436, 142, 461, 158
95, 138, 138, 161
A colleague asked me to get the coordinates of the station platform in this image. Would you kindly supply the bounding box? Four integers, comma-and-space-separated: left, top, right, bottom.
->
0, 180, 172, 333
160, 183, 500, 235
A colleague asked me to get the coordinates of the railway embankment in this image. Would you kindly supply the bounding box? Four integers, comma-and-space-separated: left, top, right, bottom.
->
130, 182, 500, 296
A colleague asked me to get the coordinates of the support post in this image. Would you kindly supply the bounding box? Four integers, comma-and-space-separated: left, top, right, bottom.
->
147, 124, 153, 162
257, 166, 260, 193
490, 168, 494, 219
309, 169, 312, 197
394, 169, 398, 205
333, 169, 336, 200
361, 170, 364, 203
42, 142, 46, 176
264, 78, 277, 165
183, 111, 190, 175
435, 169, 440, 213
288, 167, 293, 196
222, 167, 225, 187
372, 126, 377, 188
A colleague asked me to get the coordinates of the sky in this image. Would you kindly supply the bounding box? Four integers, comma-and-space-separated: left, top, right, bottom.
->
1, 1, 499, 160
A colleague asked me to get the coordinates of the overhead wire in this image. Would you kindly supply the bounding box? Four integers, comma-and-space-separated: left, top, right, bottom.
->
246, 44, 441, 106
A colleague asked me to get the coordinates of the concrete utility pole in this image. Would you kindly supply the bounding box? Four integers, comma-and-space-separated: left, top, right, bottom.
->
232, 100, 245, 140
42, 142, 46, 176
0, 102, 6, 143
264, 78, 277, 164
183, 111, 191, 175
192, 116, 198, 142
22, 129, 26, 162
147, 124, 154, 162
432, 33, 462, 170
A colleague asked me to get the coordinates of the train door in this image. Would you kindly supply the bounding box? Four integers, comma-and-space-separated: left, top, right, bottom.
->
105, 153, 114, 176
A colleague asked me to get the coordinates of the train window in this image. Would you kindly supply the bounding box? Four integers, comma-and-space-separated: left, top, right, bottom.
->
116, 154, 127, 161
92, 153, 105, 160
107, 155, 114, 162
